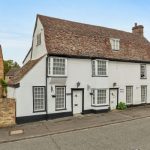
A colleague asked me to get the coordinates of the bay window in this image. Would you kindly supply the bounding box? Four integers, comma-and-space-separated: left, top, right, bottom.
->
92, 89, 107, 106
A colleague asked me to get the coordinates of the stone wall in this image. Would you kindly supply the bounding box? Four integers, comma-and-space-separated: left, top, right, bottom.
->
0, 45, 4, 97
0, 98, 16, 128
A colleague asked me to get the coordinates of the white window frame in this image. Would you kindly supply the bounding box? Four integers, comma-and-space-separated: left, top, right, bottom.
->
141, 85, 147, 103
140, 64, 147, 79
92, 59, 108, 76
126, 86, 133, 105
33, 86, 45, 112
55, 86, 66, 110
92, 89, 107, 106
37, 33, 41, 46
48, 57, 67, 77
110, 38, 120, 50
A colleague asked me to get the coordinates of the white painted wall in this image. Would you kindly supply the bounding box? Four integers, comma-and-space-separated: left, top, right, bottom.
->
109, 61, 150, 105
7, 87, 16, 99
8, 56, 46, 117
31, 18, 47, 60
47, 58, 150, 114
8, 56, 150, 118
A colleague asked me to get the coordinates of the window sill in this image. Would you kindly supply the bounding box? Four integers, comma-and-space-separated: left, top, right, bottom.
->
55, 108, 67, 111
33, 110, 46, 113
91, 104, 109, 107
48, 76, 68, 78
126, 103, 133, 106
112, 49, 120, 51
140, 78, 147, 79
92, 75, 108, 77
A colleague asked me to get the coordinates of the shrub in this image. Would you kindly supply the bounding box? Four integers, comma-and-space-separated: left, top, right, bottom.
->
0, 79, 8, 98
117, 102, 127, 110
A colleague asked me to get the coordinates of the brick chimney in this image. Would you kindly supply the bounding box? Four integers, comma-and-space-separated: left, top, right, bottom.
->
132, 23, 144, 37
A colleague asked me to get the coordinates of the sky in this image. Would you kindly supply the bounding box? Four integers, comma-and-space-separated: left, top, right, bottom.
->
0, 0, 150, 65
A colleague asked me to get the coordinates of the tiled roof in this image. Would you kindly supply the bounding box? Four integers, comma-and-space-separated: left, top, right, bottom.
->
6, 68, 20, 76
38, 14, 150, 62
9, 56, 44, 85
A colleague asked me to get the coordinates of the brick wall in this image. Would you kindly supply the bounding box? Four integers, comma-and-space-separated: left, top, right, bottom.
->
0, 98, 16, 128
0, 45, 4, 97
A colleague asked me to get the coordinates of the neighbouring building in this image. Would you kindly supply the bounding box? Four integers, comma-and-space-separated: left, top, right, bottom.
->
5, 67, 20, 82
8, 14, 150, 123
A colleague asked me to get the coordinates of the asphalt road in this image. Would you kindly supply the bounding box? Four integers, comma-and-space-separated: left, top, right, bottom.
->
1, 117, 150, 150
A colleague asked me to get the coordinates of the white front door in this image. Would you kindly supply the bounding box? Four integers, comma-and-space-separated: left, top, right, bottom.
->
73, 90, 83, 114
110, 89, 118, 110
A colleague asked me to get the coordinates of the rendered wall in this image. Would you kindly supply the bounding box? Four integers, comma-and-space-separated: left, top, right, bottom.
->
8, 56, 150, 118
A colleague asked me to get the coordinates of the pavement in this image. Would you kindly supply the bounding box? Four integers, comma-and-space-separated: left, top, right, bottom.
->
1, 105, 150, 144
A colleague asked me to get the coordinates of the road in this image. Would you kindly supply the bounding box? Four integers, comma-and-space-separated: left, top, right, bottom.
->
1, 117, 150, 150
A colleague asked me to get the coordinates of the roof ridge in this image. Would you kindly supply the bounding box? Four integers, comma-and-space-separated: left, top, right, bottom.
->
37, 14, 144, 38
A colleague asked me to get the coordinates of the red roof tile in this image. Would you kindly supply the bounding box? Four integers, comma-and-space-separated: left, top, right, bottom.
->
38, 14, 150, 62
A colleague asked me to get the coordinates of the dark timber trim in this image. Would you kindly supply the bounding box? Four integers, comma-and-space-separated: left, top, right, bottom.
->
48, 54, 150, 64
83, 108, 110, 114
22, 48, 32, 64
46, 56, 48, 120
16, 112, 73, 124
8, 83, 20, 88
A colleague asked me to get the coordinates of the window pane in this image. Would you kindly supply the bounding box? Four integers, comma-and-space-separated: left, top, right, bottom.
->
33, 87, 45, 111
141, 86, 147, 103
53, 58, 66, 75
97, 60, 106, 76
92, 90, 95, 104
48, 57, 51, 75
110, 39, 120, 50
97, 89, 106, 104
56, 87, 65, 109
126, 86, 133, 104
141, 64, 146, 78
92, 61, 95, 76
37, 33, 41, 46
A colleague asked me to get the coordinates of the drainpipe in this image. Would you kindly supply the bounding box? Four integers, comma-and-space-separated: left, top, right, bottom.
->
45, 56, 48, 120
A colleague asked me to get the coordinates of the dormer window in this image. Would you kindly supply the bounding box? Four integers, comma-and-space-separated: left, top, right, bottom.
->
110, 38, 120, 50
37, 33, 41, 46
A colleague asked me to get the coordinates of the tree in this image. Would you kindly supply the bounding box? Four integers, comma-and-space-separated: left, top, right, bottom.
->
4, 60, 20, 76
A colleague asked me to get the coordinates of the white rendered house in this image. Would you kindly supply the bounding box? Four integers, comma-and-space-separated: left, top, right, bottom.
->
8, 15, 150, 123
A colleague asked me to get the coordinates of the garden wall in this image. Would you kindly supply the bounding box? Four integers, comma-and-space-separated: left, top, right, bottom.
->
0, 98, 16, 128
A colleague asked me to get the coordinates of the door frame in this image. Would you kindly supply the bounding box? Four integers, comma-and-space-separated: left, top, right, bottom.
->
71, 88, 84, 114
109, 88, 119, 109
